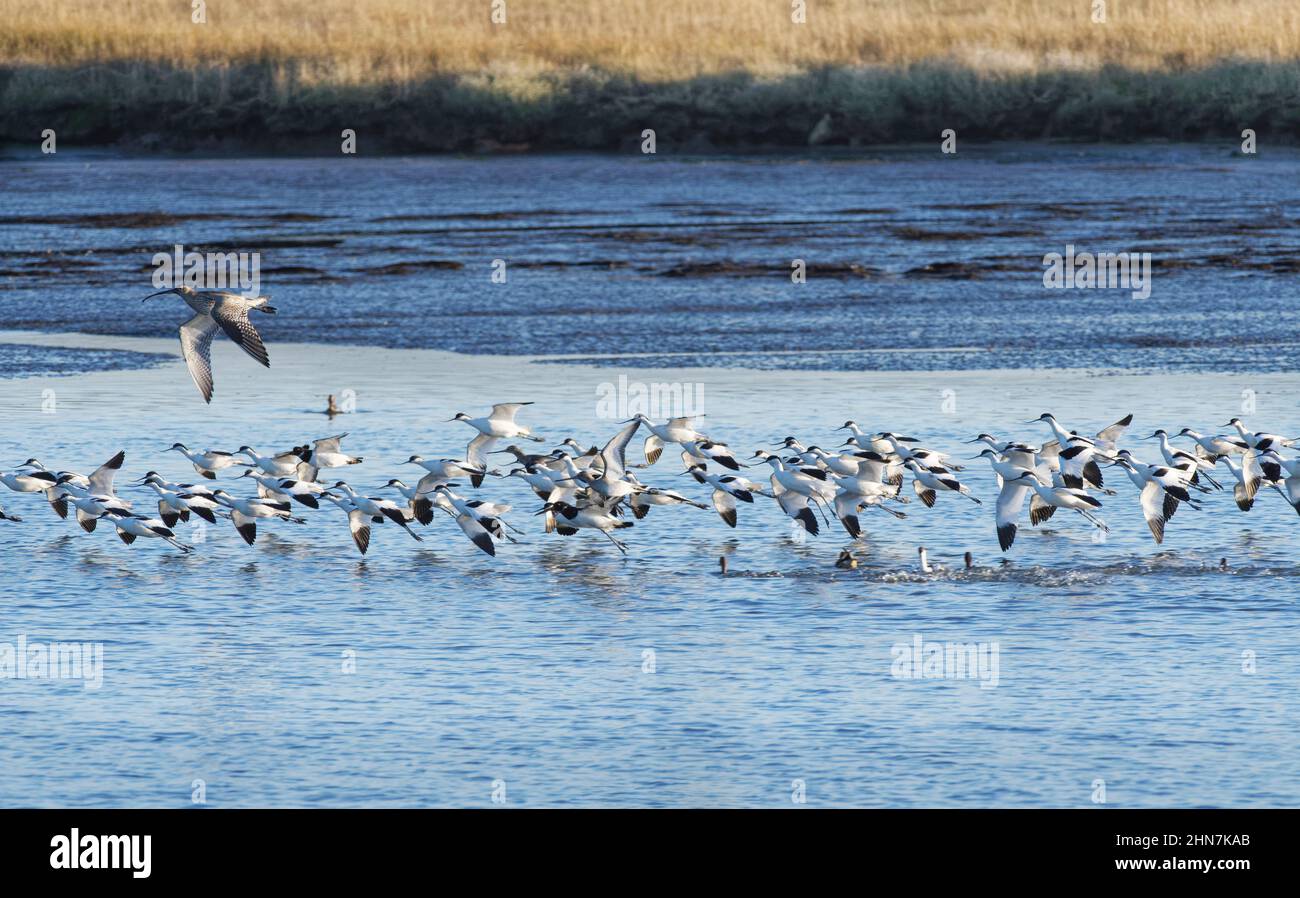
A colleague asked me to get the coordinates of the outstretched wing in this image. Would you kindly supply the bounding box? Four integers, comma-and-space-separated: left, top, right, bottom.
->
489, 402, 532, 422
211, 300, 270, 367
995, 480, 1030, 551
347, 508, 371, 554
88, 450, 126, 496
1138, 481, 1167, 544
599, 419, 641, 479
179, 312, 220, 403
466, 432, 498, 470
314, 433, 348, 453
643, 434, 663, 466
1095, 413, 1133, 447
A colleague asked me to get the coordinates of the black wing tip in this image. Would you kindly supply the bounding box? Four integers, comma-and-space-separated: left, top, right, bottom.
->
997, 523, 1016, 552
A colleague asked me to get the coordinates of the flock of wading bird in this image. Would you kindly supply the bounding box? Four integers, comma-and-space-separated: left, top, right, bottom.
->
1, 404, 1299, 560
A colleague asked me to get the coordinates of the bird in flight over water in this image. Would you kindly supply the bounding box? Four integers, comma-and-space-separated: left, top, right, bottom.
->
142, 285, 276, 403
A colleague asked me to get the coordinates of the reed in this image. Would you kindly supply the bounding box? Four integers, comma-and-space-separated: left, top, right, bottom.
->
2, 0, 1297, 149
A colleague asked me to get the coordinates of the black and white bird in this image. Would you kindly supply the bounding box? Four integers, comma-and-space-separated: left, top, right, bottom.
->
684, 465, 755, 528
239, 445, 309, 478
52, 451, 129, 532
1224, 418, 1299, 453
450, 402, 543, 442
624, 414, 708, 465
143, 285, 276, 403
432, 487, 510, 556
904, 458, 981, 509
330, 482, 424, 541
306, 433, 364, 470
751, 451, 832, 535
166, 443, 248, 479
381, 480, 436, 525
104, 511, 193, 552
1009, 470, 1108, 535
210, 489, 307, 545
320, 492, 377, 555
536, 501, 634, 554
240, 469, 322, 509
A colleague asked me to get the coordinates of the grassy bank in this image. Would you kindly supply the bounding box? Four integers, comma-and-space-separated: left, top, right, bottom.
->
3, 0, 1299, 150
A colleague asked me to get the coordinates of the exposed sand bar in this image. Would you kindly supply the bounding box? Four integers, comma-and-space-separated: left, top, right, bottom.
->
1, 329, 1293, 459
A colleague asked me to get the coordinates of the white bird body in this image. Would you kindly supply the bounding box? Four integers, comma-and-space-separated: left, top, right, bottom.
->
144, 480, 201, 527
806, 446, 870, 477
685, 466, 755, 528
1111, 455, 1197, 543
242, 470, 323, 509
0, 470, 59, 493
540, 501, 633, 553
506, 467, 559, 501
680, 439, 743, 472
239, 446, 304, 478
629, 414, 706, 464
905, 459, 981, 508
62, 486, 133, 533
1012, 471, 1107, 533
1149, 430, 1221, 487
381, 480, 436, 525
451, 402, 542, 441
752, 453, 828, 534
211, 490, 305, 545
309, 433, 363, 469
104, 511, 192, 552
1177, 429, 1247, 460
320, 493, 377, 554
431, 488, 511, 556
629, 487, 707, 519
754, 452, 833, 500
831, 473, 906, 539
1219, 451, 1268, 512
167, 443, 246, 479
405, 455, 486, 490
332, 483, 423, 540
1226, 418, 1297, 452
877, 433, 958, 470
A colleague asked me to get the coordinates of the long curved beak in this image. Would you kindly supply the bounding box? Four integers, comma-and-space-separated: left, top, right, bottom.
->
142, 289, 175, 302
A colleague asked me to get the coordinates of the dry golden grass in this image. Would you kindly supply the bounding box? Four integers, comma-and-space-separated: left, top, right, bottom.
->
3, 0, 1297, 149
2, 0, 1299, 84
